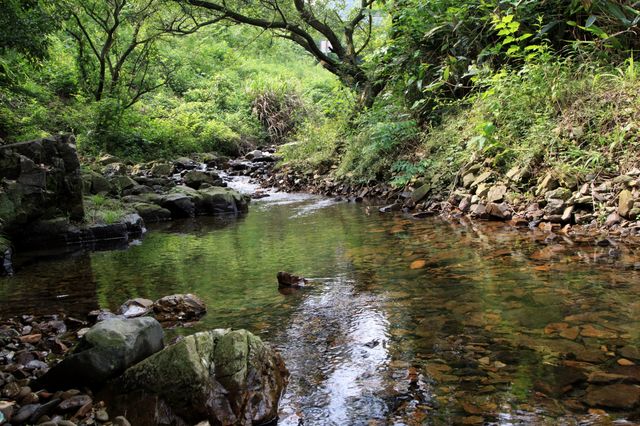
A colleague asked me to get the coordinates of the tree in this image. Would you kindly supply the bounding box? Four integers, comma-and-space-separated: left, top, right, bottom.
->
0, 0, 59, 58
180, 0, 385, 107
63, 0, 211, 107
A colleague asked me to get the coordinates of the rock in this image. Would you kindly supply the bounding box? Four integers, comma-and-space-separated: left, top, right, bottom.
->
84, 171, 112, 194
584, 384, 640, 409
459, 196, 472, 212
277, 272, 307, 288
545, 198, 565, 215
111, 176, 138, 193
486, 184, 507, 203
587, 371, 631, 384
103, 162, 129, 177
39, 317, 164, 389
619, 346, 640, 361
12, 403, 39, 424
462, 174, 476, 188
475, 183, 490, 198
173, 157, 198, 171
379, 203, 402, 213
153, 294, 207, 323
119, 298, 154, 318
197, 187, 250, 215
410, 184, 431, 203
116, 329, 288, 426
537, 173, 559, 195
486, 202, 511, 220
561, 206, 574, 223
113, 416, 132, 426
96, 409, 109, 422
471, 171, 492, 188
245, 150, 263, 160
605, 212, 621, 228
160, 193, 196, 218
545, 187, 572, 201
618, 189, 635, 218
58, 395, 92, 411
184, 171, 220, 190
150, 163, 173, 177
132, 203, 172, 223
0, 237, 12, 276
97, 154, 120, 166
0, 136, 84, 236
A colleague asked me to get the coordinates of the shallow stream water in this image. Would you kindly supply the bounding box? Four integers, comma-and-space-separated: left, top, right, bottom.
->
2, 180, 640, 425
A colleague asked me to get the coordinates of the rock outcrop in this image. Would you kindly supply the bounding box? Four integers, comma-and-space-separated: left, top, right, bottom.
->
0, 135, 84, 236
112, 329, 288, 426
39, 317, 164, 390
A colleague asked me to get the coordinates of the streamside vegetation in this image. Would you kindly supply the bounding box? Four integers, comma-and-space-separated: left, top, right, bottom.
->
1, 0, 640, 190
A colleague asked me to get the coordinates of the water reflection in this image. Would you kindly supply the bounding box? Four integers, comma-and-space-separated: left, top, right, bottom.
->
2, 191, 640, 424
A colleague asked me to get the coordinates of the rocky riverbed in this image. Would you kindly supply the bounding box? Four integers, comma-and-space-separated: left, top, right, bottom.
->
0, 294, 287, 426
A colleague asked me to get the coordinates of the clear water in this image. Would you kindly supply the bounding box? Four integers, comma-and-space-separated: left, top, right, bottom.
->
2, 184, 640, 425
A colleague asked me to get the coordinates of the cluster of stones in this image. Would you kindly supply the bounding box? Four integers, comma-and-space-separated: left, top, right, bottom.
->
83, 154, 250, 223
0, 295, 288, 426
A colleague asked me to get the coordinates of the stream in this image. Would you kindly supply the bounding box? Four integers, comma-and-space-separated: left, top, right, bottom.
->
2, 177, 640, 425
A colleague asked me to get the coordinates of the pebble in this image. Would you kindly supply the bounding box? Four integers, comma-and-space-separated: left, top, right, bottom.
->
96, 408, 109, 422
113, 416, 132, 426
59, 394, 92, 411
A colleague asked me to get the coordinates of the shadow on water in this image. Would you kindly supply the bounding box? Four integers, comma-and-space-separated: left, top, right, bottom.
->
3, 190, 640, 424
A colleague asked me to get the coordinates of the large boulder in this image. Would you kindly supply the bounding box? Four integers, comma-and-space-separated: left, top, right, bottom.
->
183, 171, 221, 190
0, 135, 84, 235
114, 329, 288, 426
160, 193, 196, 218
132, 203, 172, 223
39, 317, 164, 390
197, 187, 250, 215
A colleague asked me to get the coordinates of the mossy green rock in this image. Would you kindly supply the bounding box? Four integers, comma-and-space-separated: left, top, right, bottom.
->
40, 317, 164, 390
118, 329, 288, 425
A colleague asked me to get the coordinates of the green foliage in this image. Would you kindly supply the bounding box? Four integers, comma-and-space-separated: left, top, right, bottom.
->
84, 194, 129, 225
0, 0, 59, 59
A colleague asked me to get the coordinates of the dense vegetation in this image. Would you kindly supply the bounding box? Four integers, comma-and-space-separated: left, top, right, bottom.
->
1, 0, 639, 187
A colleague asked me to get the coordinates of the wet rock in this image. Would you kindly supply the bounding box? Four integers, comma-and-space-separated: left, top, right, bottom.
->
160, 193, 196, 218
619, 346, 640, 361
379, 203, 402, 213
119, 298, 154, 318
58, 394, 92, 411
277, 272, 307, 288
153, 294, 207, 323
150, 162, 174, 177
618, 189, 634, 218
584, 384, 640, 409
116, 329, 288, 426
39, 317, 164, 389
132, 203, 171, 223
587, 372, 631, 384
113, 416, 132, 426
197, 187, 249, 215
184, 171, 220, 190
486, 202, 511, 220
173, 157, 198, 172
12, 403, 39, 424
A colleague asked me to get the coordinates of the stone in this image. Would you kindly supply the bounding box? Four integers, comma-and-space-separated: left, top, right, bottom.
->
58, 395, 92, 411
459, 196, 472, 213
545, 187, 572, 201
486, 184, 507, 203
475, 183, 490, 198
113, 416, 132, 426
410, 184, 431, 203
0, 136, 84, 236
119, 298, 154, 318
379, 203, 402, 213
111, 176, 138, 193
561, 206, 574, 223
471, 171, 492, 188
276, 272, 307, 288
537, 173, 559, 195
462, 174, 476, 188
197, 187, 250, 215
545, 198, 565, 215
160, 193, 196, 218
174, 157, 199, 171
184, 171, 220, 190
584, 384, 640, 409
619, 346, 640, 361
618, 189, 634, 218
153, 294, 207, 323
150, 163, 173, 177
116, 329, 288, 426
98, 154, 120, 166
132, 203, 172, 223
604, 212, 621, 228
39, 317, 164, 389
587, 371, 631, 384
486, 202, 511, 220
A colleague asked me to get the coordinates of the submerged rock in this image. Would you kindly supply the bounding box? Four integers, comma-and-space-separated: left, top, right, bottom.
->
114, 329, 288, 426
119, 298, 154, 318
39, 317, 164, 389
277, 272, 307, 288
152, 294, 207, 323
584, 384, 640, 409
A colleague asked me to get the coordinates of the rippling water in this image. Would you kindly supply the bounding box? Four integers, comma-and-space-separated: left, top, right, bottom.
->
2, 183, 640, 425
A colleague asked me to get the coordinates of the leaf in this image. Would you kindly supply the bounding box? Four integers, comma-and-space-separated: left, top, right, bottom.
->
585, 15, 597, 28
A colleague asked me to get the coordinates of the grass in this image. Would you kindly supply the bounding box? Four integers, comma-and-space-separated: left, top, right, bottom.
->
84, 194, 130, 225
